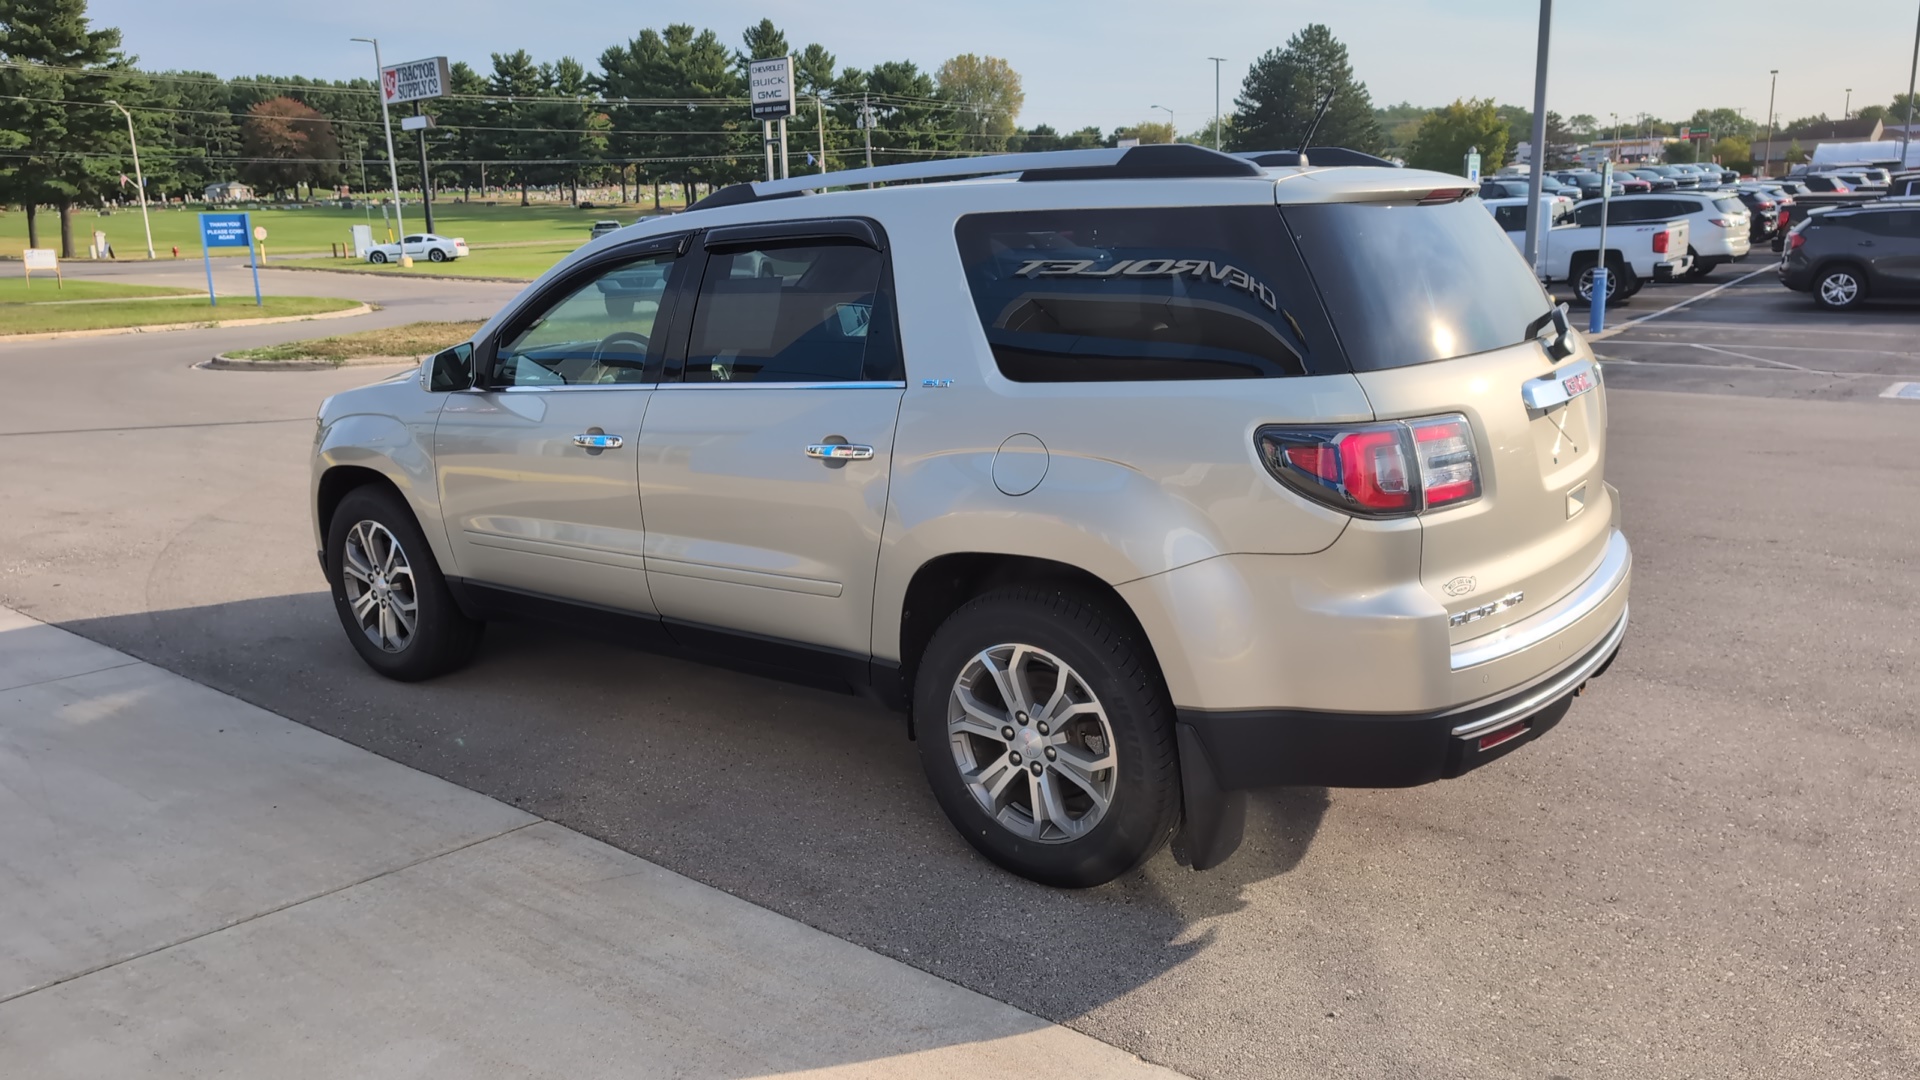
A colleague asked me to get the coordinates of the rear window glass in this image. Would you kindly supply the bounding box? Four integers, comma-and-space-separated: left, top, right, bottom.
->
953, 207, 1336, 382
1713, 197, 1744, 215
1281, 198, 1553, 371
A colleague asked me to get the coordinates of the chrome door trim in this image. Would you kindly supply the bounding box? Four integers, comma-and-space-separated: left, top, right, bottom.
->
573, 433, 625, 449
806, 443, 875, 460
653, 381, 906, 391
1450, 529, 1630, 672
494, 383, 659, 393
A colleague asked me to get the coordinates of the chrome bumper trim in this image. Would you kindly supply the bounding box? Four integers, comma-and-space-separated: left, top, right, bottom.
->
1450, 529, 1631, 672
1450, 605, 1628, 739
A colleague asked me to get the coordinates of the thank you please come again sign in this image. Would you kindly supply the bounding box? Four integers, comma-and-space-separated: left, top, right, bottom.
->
382, 57, 451, 105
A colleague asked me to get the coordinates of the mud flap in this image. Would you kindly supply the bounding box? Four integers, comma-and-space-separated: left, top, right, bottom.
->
1170, 721, 1246, 871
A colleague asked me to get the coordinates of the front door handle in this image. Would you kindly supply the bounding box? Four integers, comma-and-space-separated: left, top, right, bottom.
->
573, 433, 624, 449
806, 443, 874, 460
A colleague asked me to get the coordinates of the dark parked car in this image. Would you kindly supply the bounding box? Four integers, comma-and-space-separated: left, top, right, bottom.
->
1734, 189, 1782, 241
1478, 176, 1575, 200
1778, 205, 1920, 310
1890, 173, 1920, 197
1647, 165, 1700, 189
1554, 170, 1626, 199
1629, 168, 1679, 191
1799, 175, 1854, 194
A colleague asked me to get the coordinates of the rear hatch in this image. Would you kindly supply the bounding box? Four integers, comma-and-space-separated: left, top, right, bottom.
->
1281, 194, 1613, 645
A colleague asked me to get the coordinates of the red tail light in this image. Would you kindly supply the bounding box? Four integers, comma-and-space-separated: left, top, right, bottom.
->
1708, 218, 1732, 228
1779, 209, 1790, 227
1652, 230, 1670, 254
1258, 415, 1480, 517
1789, 231, 1806, 250
1419, 188, 1472, 205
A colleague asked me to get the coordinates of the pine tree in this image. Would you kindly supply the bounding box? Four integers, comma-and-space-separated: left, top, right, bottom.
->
0, 0, 136, 255
1227, 24, 1382, 155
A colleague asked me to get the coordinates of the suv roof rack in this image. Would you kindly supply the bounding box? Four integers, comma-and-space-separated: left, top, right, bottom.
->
1238, 147, 1400, 169
686, 144, 1262, 211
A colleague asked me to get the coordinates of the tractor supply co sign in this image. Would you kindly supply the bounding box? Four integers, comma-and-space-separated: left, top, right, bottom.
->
382, 56, 450, 105
749, 56, 795, 120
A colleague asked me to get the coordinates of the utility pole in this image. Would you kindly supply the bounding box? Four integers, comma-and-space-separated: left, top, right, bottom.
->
860, 93, 875, 170
1904, 3, 1919, 167
1844, 88, 1852, 118
816, 95, 828, 173
1208, 57, 1226, 151
352, 36, 409, 266
1152, 104, 1175, 142
1761, 69, 1779, 179
105, 99, 153, 260
1521, 0, 1553, 277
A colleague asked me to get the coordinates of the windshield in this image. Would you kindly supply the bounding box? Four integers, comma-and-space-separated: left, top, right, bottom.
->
1283, 198, 1552, 372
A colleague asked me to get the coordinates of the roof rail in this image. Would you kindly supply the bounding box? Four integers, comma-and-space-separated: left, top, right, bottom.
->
686, 144, 1262, 210
1238, 147, 1401, 169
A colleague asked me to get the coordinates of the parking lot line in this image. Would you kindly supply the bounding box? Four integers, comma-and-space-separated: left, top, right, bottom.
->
1592, 266, 1775, 341
1880, 382, 1920, 400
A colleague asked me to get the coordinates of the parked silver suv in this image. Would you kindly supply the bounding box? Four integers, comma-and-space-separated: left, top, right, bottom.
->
313, 145, 1631, 887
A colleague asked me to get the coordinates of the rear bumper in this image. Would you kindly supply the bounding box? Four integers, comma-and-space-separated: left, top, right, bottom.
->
1653, 258, 1690, 281
1176, 606, 1625, 791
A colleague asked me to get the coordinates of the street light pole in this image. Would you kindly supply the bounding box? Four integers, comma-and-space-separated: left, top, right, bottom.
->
105, 99, 153, 260
1762, 69, 1779, 179
1208, 57, 1226, 151
1152, 104, 1175, 142
1844, 88, 1852, 118
352, 36, 409, 267
1521, 0, 1553, 277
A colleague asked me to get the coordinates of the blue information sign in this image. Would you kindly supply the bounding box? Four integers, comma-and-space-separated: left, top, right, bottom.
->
198, 211, 262, 306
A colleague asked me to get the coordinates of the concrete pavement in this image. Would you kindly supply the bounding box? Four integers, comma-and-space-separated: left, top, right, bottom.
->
0, 606, 1181, 1079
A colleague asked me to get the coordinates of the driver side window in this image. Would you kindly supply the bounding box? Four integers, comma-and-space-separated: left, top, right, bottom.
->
490, 251, 675, 387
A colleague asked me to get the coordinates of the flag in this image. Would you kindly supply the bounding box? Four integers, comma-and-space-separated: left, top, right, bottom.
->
119, 173, 130, 187
806, 153, 815, 166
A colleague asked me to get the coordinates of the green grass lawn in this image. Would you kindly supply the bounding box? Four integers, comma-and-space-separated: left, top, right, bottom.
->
1, 201, 681, 261
0, 277, 195, 302
0, 295, 363, 335
225, 320, 484, 364
279, 240, 580, 281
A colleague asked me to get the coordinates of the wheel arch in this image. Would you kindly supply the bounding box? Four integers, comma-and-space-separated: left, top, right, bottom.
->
316, 465, 406, 547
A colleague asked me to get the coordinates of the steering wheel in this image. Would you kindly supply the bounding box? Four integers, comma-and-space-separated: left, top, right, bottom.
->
586, 331, 650, 384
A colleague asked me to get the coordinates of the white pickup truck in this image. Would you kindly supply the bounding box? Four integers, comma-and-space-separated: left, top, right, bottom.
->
1483, 195, 1692, 304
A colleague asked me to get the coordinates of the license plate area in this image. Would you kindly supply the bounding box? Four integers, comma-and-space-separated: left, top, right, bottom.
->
1521, 358, 1598, 411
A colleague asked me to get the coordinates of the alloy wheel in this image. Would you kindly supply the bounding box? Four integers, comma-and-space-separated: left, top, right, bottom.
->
947, 644, 1118, 843
339, 520, 418, 653
1819, 272, 1860, 307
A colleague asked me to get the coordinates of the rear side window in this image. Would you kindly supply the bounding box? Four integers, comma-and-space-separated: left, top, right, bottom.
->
953, 207, 1335, 381
1282, 197, 1552, 371
683, 240, 898, 384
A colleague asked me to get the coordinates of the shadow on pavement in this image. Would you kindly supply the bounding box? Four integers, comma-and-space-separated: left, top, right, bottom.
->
56, 590, 1329, 1034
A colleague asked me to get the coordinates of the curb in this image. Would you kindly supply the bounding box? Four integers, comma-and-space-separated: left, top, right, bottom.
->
200, 351, 422, 372
0, 303, 376, 343
262, 263, 536, 285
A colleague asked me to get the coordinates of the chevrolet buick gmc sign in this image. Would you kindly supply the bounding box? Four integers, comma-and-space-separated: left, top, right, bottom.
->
382, 56, 451, 105
749, 56, 795, 120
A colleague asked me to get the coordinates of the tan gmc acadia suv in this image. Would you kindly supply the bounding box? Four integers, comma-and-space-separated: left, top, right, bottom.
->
312, 145, 1631, 887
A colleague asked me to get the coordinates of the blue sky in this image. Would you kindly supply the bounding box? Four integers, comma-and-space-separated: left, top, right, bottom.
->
95, 0, 1917, 134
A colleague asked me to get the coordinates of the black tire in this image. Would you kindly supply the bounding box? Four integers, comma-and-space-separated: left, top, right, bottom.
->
368, 250, 388, 264
1685, 248, 1715, 281
326, 485, 483, 681
1813, 264, 1867, 311
914, 585, 1181, 888
428, 247, 447, 263
1572, 258, 1628, 306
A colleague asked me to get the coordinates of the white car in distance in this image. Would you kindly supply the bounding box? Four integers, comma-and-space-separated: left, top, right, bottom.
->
367, 233, 469, 264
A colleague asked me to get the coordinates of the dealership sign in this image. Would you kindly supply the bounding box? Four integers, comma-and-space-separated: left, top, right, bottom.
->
382, 56, 451, 104
749, 55, 795, 120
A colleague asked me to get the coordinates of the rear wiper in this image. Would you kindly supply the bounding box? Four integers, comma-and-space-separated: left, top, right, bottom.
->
1526, 304, 1575, 359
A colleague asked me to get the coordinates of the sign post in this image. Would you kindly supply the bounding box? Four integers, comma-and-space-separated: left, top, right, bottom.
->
749, 56, 796, 182
402, 111, 437, 232
22, 248, 60, 291
378, 56, 449, 247
1464, 145, 1482, 184
199, 212, 262, 306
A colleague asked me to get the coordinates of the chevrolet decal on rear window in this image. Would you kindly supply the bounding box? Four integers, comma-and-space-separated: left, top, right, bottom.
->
1013, 258, 1279, 312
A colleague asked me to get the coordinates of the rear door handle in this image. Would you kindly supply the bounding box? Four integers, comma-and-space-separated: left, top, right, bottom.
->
573, 433, 624, 449
806, 443, 874, 460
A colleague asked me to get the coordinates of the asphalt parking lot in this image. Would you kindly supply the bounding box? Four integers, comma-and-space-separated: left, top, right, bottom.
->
3, 258, 1917, 1079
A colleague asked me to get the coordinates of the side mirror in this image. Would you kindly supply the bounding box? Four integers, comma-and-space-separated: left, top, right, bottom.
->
428, 342, 475, 392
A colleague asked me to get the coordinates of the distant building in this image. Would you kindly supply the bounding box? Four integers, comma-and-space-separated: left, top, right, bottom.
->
1576, 137, 1674, 167
203, 182, 254, 203
1757, 118, 1884, 173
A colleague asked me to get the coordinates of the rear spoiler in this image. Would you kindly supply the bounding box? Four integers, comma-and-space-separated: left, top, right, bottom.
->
1237, 147, 1400, 169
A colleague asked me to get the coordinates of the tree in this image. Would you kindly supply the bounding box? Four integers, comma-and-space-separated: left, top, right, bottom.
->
1567, 113, 1598, 139
1374, 100, 1424, 157
238, 97, 341, 198
1711, 135, 1751, 170
858, 60, 945, 166
145, 71, 242, 202
1684, 107, 1755, 141
1785, 139, 1807, 165
737, 18, 788, 67
934, 53, 1022, 153
0, 0, 137, 255
1406, 98, 1506, 176
1228, 24, 1381, 153
1009, 124, 1103, 153
1857, 104, 1888, 124
1111, 121, 1174, 145
1184, 115, 1235, 149
486, 49, 548, 204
